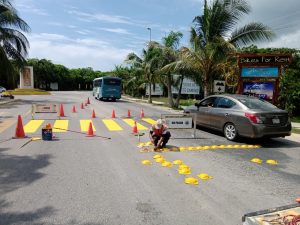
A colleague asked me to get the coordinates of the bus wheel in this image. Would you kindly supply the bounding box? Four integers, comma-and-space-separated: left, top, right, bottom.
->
112, 98, 116, 102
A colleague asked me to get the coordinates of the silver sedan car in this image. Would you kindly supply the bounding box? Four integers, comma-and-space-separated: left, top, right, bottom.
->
184, 94, 291, 141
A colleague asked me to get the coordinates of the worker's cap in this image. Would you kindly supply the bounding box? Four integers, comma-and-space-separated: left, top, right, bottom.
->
155, 119, 166, 129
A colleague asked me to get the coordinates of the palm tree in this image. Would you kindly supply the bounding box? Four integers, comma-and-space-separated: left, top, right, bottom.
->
0, 0, 30, 86
125, 42, 162, 103
186, 0, 274, 97
159, 31, 183, 108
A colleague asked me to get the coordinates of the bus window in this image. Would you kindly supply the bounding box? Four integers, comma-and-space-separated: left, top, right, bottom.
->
103, 79, 121, 86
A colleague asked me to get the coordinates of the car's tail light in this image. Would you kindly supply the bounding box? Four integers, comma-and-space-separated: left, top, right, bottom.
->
245, 113, 262, 124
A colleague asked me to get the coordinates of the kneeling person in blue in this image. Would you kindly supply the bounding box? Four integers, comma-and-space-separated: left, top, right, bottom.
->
149, 119, 171, 150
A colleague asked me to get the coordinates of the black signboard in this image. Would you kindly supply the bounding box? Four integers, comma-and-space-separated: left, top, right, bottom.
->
238, 55, 291, 65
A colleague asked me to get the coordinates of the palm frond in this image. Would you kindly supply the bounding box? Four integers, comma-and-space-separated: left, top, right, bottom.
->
229, 22, 275, 47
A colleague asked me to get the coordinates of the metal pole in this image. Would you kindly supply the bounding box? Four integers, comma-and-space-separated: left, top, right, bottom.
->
147, 27, 151, 42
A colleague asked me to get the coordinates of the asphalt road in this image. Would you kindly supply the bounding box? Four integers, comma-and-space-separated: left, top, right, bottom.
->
0, 92, 299, 225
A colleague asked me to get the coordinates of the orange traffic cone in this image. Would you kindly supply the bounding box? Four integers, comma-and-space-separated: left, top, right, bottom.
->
15, 115, 26, 138
81, 102, 84, 109
132, 121, 138, 134
140, 109, 144, 118
87, 97, 90, 104
59, 104, 65, 117
92, 109, 96, 118
72, 105, 76, 113
127, 110, 131, 118
112, 109, 116, 118
86, 122, 94, 137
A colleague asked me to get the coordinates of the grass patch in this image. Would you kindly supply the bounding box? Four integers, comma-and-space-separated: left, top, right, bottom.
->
291, 116, 300, 123
6, 88, 51, 95
292, 128, 300, 134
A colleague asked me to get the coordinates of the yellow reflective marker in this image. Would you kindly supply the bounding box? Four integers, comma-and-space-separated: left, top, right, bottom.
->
185, 177, 198, 185
142, 118, 156, 125
266, 159, 278, 165
123, 119, 148, 130
80, 120, 96, 132
198, 173, 213, 180
102, 119, 123, 131
141, 160, 152, 165
155, 158, 165, 163
24, 120, 44, 133
179, 164, 190, 170
53, 120, 68, 132
162, 161, 172, 167
173, 160, 183, 165
153, 154, 162, 159
179, 168, 191, 175
251, 158, 263, 164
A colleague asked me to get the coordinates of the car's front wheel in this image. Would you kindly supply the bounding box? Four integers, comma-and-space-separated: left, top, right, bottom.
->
224, 123, 238, 141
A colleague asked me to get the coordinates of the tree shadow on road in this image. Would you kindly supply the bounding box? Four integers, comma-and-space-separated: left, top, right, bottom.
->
0, 153, 56, 225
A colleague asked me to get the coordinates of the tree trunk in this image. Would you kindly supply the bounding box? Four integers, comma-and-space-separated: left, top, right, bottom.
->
167, 74, 174, 108
203, 78, 209, 97
148, 82, 152, 103
174, 75, 184, 108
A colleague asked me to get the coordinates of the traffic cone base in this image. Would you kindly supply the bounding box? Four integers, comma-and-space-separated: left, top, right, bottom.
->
86, 122, 94, 137
14, 115, 26, 138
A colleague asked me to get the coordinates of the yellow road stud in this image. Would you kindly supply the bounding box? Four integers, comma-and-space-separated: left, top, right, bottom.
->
162, 161, 172, 167
203, 146, 210, 149
179, 147, 187, 151
226, 145, 233, 148
153, 154, 162, 159
251, 158, 263, 164
219, 145, 225, 148
155, 158, 165, 163
198, 173, 213, 180
173, 160, 183, 165
185, 177, 198, 185
141, 160, 152, 165
266, 159, 278, 165
179, 168, 191, 175
179, 164, 190, 170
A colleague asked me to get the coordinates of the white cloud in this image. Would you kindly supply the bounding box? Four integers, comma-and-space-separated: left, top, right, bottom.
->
68, 10, 135, 25
15, 0, 48, 16
27, 33, 133, 71
98, 28, 132, 35
260, 29, 300, 49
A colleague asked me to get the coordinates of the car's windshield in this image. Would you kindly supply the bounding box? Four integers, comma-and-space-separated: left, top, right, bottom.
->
238, 97, 278, 110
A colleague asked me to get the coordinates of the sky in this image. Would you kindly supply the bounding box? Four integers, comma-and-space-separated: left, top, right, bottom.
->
12, 0, 300, 71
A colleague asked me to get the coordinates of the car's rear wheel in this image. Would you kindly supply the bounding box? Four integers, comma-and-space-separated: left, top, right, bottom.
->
224, 123, 238, 141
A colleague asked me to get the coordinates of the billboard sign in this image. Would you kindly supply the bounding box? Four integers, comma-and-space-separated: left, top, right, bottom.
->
241, 67, 278, 78
171, 76, 200, 94
146, 84, 163, 96
242, 82, 274, 100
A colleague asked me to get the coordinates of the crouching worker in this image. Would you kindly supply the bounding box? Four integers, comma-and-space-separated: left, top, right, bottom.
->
149, 119, 171, 151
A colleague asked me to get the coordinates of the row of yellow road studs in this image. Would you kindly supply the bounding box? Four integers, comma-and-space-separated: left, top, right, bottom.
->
138, 142, 261, 153
141, 154, 213, 186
